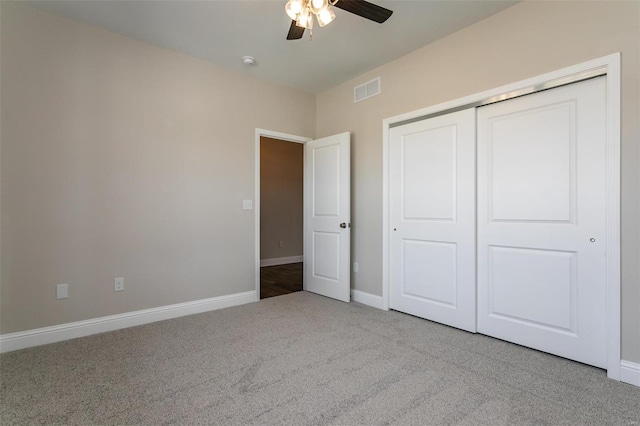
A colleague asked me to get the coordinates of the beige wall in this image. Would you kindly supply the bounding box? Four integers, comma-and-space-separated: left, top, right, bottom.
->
0, 2, 315, 333
260, 137, 303, 261
2, 0, 639, 365
316, 1, 640, 363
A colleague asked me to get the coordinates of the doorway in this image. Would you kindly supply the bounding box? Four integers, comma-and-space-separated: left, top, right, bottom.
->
259, 135, 305, 299
255, 129, 352, 303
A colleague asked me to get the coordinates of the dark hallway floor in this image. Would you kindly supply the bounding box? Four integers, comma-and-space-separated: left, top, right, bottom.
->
260, 262, 303, 299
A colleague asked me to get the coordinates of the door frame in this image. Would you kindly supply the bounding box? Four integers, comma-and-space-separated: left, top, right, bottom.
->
254, 129, 312, 302
381, 53, 621, 379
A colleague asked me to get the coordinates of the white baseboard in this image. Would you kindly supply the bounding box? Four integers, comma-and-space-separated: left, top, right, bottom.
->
351, 289, 385, 310
0, 290, 257, 353
620, 360, 640, 387
260, 255, 303, 267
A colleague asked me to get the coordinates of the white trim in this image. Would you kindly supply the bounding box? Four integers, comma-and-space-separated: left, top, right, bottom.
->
620, 361, 640, 387
255, 129, 312, 302
260, 255, 303, 267
0, 291, 257, 353
381, 120, 390, 311
604, 56, 621, 381
382, 53, 621, 379
351, 289, 385, 310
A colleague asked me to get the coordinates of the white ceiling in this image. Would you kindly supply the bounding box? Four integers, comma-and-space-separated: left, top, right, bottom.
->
30, 0, 518, 94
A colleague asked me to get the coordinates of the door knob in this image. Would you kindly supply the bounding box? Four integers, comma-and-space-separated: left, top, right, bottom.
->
340, 223, 350, 228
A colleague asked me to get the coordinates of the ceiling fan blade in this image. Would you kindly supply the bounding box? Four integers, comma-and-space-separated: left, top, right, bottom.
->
333, 0, 393, 24
286, 20, 305, 40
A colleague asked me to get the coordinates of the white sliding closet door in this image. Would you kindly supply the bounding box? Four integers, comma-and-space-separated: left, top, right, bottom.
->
477, 77, 607, 368
389, 109, 476, 332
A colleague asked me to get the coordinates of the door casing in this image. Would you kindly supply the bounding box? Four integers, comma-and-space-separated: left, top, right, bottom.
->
254, 129, 312, 301
382, 53, 621, 380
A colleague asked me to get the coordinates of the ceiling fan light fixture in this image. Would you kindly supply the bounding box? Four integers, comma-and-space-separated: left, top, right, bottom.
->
317, 6, 335, 27
309, 0, 329, 15
285, 0, 303, 20
296, 6, 314, 29
285, 0, 393, 40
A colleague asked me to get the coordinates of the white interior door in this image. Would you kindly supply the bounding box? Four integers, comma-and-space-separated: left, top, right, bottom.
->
304, 132, 351, 302
477, 77, 607, 368
389, 109, 476, 332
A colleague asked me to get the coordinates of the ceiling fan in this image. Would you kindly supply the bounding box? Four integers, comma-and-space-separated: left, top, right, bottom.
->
285, 0, 393, 40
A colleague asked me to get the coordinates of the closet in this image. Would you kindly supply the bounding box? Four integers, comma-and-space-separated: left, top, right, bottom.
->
388, 76, 607, 368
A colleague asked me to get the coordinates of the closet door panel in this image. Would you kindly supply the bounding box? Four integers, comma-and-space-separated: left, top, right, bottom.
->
477, 77, 607, 368
389, 109, 476, 332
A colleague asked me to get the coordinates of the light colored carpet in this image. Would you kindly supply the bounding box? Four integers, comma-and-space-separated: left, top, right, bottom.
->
1, 291, 639, 425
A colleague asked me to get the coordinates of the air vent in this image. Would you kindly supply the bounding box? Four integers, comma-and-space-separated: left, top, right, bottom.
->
354, 77, 381, 103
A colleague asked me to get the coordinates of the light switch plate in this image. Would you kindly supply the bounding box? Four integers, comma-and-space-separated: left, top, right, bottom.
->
56, 283, 68, 299
243, 199, 253, 210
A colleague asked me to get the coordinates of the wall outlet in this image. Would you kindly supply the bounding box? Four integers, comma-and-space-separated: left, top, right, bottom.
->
279, 240, 284, 248
56, 283, 68, 299
242, 199, 253, 210
114, 277, 124, 292
353, 262, 359, 273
